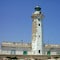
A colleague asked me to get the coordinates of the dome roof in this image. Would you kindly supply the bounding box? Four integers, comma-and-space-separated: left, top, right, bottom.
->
35, 6, 41, 11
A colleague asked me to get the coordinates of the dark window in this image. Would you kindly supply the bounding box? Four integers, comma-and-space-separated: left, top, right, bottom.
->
40, 12, 41, 14
39, 35, 40, 37
47, 51, 50, 56
23, 51, 27, 55
38, 24, 40, 26
38, 50, 40, 53
38, 18, 40, 21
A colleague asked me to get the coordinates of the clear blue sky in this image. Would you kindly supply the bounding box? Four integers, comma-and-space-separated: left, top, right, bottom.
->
0, 0, 60, 44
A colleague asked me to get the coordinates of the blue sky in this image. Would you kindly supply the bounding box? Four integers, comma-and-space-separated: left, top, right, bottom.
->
0, 0, 60, 44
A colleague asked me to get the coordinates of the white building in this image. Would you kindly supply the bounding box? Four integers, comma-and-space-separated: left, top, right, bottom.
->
32, 6, 44, 55
0, 42, 60, 55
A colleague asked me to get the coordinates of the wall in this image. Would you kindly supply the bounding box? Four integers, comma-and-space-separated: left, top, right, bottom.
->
45, 48, 60, 55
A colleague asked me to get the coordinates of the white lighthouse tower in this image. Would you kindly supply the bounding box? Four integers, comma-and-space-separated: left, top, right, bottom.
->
32, 6, 44, 55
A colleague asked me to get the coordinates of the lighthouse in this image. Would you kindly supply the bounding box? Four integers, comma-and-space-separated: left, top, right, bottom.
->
32, 6, 44, 55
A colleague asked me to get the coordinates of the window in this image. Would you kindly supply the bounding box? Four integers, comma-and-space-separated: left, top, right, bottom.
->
23, 51, 27, 55
38, 18, 40, 21
11, 50, 16, 55
39, 35, 40, 37
38, 50, 40, 53
47, 51, 51, 56
38, 24, 40, 26
40, 12, 41, 14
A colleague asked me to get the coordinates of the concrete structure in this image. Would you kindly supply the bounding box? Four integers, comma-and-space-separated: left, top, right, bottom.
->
0, 42, 60, 56
0, 42, 32, 55
45, 44, 60, 55
32, 6, 44, 55
0, 6, 60, 60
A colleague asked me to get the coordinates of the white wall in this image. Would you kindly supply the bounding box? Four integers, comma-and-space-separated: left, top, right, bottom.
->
45, 48, 60, 55
0, 49, 32, 55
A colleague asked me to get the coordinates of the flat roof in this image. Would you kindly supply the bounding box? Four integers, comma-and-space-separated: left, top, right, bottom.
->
1, 42, 60, 49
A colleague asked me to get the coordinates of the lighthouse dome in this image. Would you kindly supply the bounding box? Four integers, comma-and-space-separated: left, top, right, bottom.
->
35, 6, 41, 11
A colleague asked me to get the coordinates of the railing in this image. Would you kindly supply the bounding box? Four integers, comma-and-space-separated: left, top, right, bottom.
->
1, 42, 31, 48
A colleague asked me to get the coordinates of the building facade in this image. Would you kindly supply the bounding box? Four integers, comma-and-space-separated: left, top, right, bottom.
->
0, 42, 32, 55
0, 42, 60, 55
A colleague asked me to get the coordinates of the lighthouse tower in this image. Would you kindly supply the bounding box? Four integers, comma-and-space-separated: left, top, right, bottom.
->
32, 6, 44, 55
